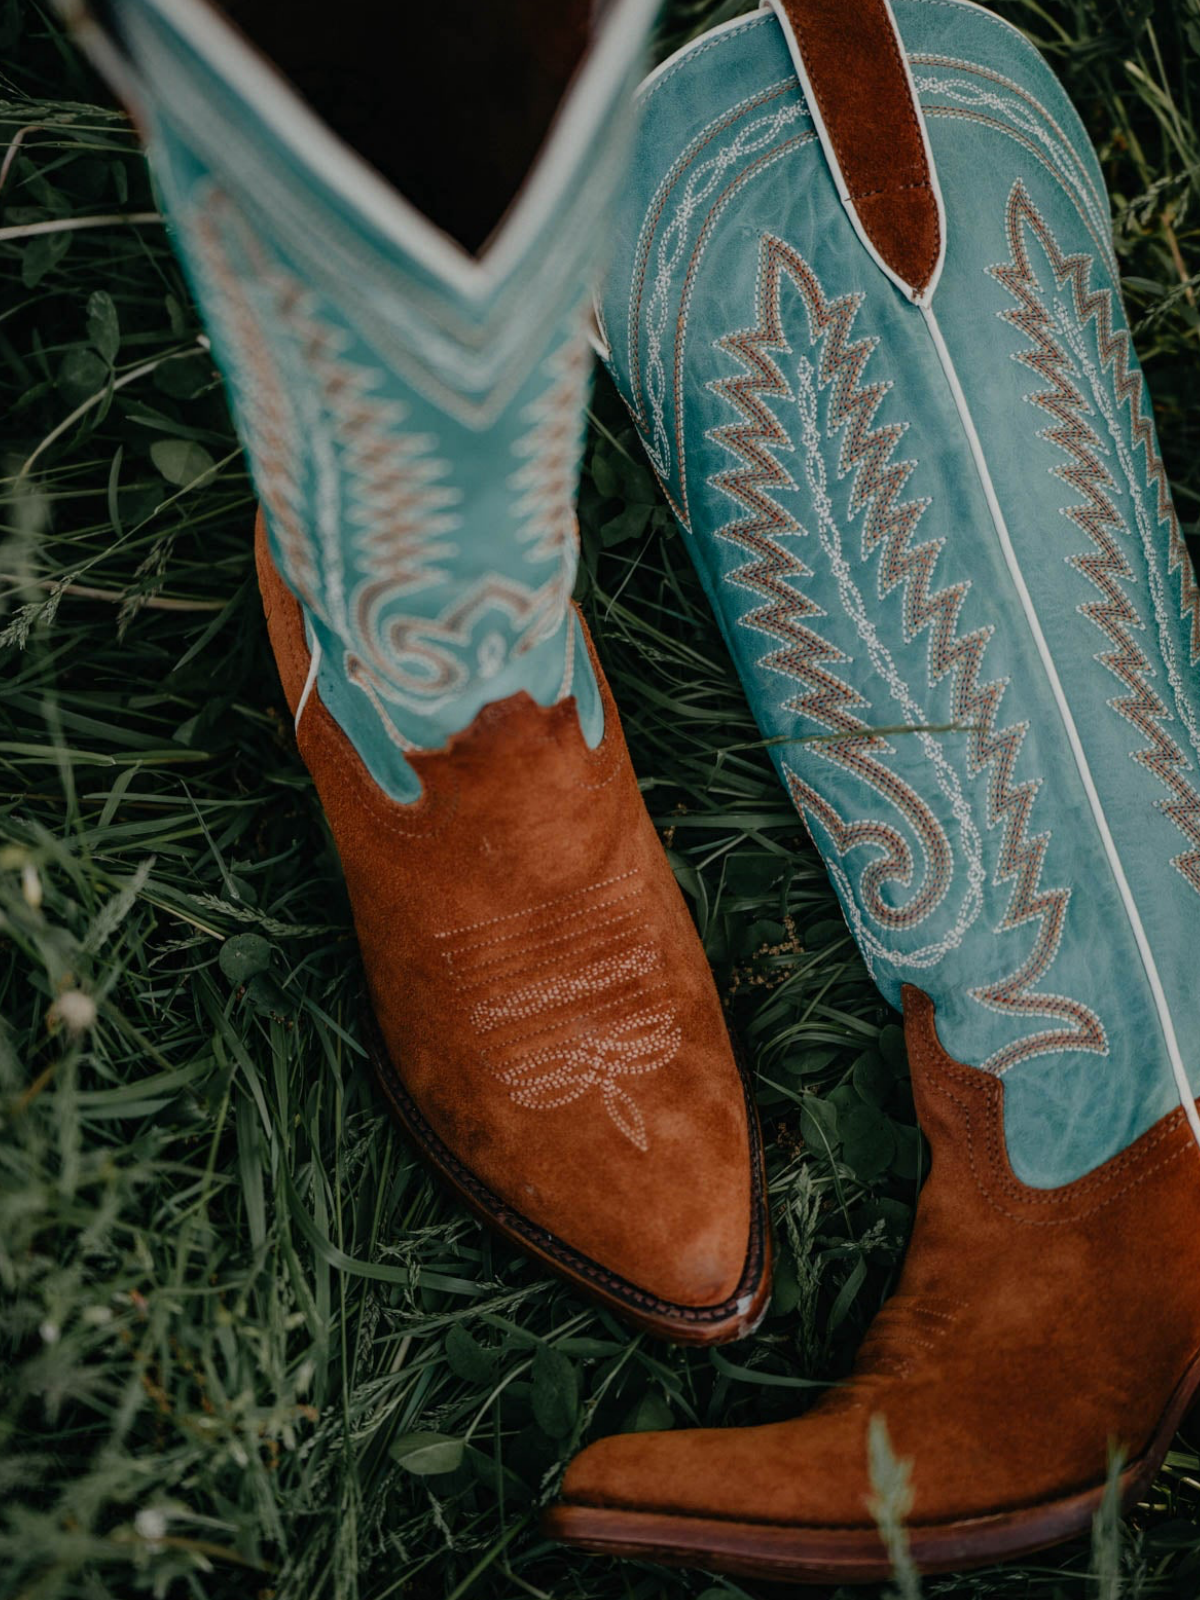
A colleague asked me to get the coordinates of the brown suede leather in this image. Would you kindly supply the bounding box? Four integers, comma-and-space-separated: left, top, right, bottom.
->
775, 0, 941, 298
255, 514, 770, 1336
550, 986, 1200, 1567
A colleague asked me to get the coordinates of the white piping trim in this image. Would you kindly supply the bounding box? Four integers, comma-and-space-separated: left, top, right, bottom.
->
635, 0, 1034, 106
294, 632, 321, 733
922, 302, 1200, 1152
130, 0, 658, 301
763, 0, 946, 305
916, 0, 1034, 48
585, 302, 611, 362
637, 11, 772, 99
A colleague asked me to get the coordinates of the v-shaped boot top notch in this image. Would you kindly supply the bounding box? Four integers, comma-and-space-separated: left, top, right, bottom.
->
216, 0, 592, 255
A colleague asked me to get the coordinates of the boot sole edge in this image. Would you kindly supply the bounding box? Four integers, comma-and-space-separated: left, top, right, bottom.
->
365, 1013, 773, 1346
541, 1346, 1200, 1579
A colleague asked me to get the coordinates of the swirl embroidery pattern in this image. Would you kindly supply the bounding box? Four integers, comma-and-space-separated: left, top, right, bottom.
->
708, 232, 1106, 1071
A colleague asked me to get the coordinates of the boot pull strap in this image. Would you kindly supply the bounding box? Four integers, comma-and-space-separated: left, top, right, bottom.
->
764, 0, 944, 304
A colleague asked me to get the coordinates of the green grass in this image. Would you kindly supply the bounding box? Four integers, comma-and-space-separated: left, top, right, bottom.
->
2, 0, 1200, 1596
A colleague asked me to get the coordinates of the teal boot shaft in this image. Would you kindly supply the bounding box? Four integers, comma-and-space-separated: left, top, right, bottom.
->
77, 0, 659, 799
597, 0, 1200, 1185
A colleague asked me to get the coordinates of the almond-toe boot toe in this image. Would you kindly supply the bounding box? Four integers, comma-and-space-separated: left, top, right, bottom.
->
260, 522, 770, 1342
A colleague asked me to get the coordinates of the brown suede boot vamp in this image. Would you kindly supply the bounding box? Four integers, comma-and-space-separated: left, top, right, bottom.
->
544, 986, 1200, 1577
256, 514, 771, 1342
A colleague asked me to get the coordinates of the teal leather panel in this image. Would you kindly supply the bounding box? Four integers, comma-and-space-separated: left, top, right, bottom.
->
598, 1, 1200, 1183
102, 0, 655, 799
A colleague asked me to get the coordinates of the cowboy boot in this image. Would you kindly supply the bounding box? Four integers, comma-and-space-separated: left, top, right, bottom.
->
545, 0, 1200, 1571
67, 0, 771, 1342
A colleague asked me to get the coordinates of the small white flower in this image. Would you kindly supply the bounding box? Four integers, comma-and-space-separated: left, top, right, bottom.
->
39, 1321, 60, 1344
50, 989, 97, 1035
135, 1508, 168, 1544
21, 862, 42, 909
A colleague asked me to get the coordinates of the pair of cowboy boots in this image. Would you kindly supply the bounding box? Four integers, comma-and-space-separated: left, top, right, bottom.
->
75, 0, 1200, 1582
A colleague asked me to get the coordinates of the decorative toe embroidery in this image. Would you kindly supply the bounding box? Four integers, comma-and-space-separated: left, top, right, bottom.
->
438, 872, 681, 1150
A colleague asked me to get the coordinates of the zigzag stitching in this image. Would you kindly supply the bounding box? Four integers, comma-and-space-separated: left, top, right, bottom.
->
1009, 185, 1199, 665
508, 327, 590, 580
191, 194, 322, 627
708, 232, 1106, 1071
708, 241, 952, 935
790, 353, 988, 970
995, 181, 1200, 896
256, 245, 570, 712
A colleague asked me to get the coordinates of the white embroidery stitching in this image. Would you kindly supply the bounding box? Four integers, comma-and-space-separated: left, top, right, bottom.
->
440, 873, 679, 1149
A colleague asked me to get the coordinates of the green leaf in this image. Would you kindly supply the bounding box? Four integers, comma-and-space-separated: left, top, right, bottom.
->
22, 229, 71, 288
851, 1049, 893, 1106
531, 1345, 578, 1439
244, 972, 293, 1018
878, 1023, 908, 1071
770, 1249, 801, 1316
667, 850, 703, 904
599, 502, 652, 547
218, 932, 273, 984
150, 438, 217, 487
799, 1094, 839, 1156
87, 289, 120, 364
553, 1336, 623, 1358
589, 449, 620, 498
445, 1324, 496, 1386
225, 871, 257, 907
784, 1044, 839, 1079
709, 1349, 828, 1388
120, 484, 164, 527
58, 348, 108, 402
624, 1391, 675, 1433
839, 1102, 896, 1181
389, 1431, 463, 1476
828, 1082, 862, 1118
621, 462, 663, 505
154, 354, 211, 399
827, 1254, 868, 1334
